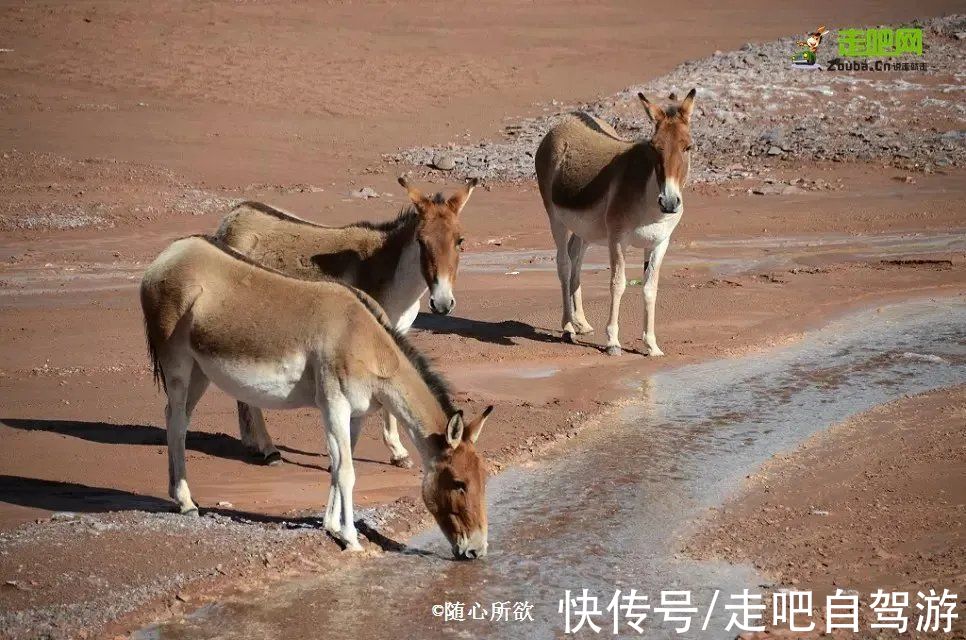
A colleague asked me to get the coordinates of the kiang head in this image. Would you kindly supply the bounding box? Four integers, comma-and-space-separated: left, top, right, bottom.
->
638, 89, 697, 214
398, 176, 479, 316
422, 406, 492, 560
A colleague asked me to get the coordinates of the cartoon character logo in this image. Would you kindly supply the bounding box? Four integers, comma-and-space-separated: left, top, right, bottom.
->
792, 25, 827, 68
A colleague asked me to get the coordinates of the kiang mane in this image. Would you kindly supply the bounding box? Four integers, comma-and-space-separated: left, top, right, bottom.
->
236, 194, 446, 237
194, 234, 458, 418
347, 192, 446, 234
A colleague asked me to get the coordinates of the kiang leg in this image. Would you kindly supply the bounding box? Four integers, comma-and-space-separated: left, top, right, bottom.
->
642, 238, 669, 357
604, 237, 627, 356
321, 393, 363, 551
165, 360, 199, 515
550, 217, 577, 342
568, 234, 593, 334
381, 408, 413, 468
237, 402, 281, 465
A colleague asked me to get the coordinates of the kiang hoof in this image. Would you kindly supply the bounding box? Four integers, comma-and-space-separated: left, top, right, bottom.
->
262, 451, 283, 466
574, 323, 594, 335
562, 331, 578, 344
647, 348, 665, 357
390, 456, 414, 469
344, 540, 365, 552
180, 506, 200, 517
605, 345, 623, 357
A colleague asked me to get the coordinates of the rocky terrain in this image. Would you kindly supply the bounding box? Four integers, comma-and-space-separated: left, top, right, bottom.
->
392, 15, 966, 187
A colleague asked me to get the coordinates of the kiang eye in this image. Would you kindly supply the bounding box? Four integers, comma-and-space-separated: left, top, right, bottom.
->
457, 237, 465, 250
453, 480, 467, 493
684, 144, 693, 152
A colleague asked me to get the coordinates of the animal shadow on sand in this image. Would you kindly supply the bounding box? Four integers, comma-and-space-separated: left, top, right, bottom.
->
413, 313, 590, 349
1, 418, 404, 471
414, 313, 633, 357
1, 418, 258, 464
0, 475, 427, 556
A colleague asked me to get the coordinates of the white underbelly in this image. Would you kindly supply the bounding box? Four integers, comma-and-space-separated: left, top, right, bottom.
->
552, 205, 608, 243
194, 352, 316, 410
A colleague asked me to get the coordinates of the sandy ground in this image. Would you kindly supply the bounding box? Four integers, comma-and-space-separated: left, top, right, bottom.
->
1, 1, 964, 638
687, 385, 965, 638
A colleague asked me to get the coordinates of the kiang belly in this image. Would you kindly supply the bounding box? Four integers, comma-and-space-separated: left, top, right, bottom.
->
193, 351, 317, 410
553, 205, 609, 244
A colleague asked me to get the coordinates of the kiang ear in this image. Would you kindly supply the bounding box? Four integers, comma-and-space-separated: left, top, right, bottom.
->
445, 411, 465, 450
446, 177, 480, 215
398, 176, 427, 208
637, 92, 666, 124
679, 88, 697, 122
462, 405, 493, 445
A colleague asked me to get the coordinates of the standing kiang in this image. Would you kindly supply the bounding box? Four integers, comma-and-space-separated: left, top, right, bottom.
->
535, 89, 697, 356
140, 235, 492, 558
214, 177, 478, 468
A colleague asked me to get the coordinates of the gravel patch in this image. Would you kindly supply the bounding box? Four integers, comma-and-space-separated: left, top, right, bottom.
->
389, 15, 966, 184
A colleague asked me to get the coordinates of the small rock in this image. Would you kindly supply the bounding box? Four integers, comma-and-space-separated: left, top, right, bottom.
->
431, 153, 456, 171
349, 187, 379, 199
766, 146, 783, 156
50, 512, 77, 521
216, 501, 234, 508
175, 592, 190, 603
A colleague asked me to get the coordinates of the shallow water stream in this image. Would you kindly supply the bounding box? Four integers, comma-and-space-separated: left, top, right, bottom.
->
140, 298, 965, 640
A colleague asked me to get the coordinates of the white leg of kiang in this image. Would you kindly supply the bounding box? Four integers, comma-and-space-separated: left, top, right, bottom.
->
320, 389, 362, 551
349, 415, 364, 452
568, 234, 593, 334
604, 237, 627, 355
164, 362, 197, 515
185, 364, 210, 420
237, 403, 280, 463
381, 409, 412, 467
642, 237, 669, 356
378, 300, 422, 467
550, 218, 576, 338
323, 424, 342, 536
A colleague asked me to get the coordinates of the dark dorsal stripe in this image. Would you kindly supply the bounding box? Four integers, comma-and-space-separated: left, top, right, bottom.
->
191, 234, 458, 418
347, 205, 419, 233
235, 199, 443, 237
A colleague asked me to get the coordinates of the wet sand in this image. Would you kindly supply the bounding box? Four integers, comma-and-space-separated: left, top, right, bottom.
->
688, 384, 966, 637
1, 1, 965, 637
130, 299, 966, 639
